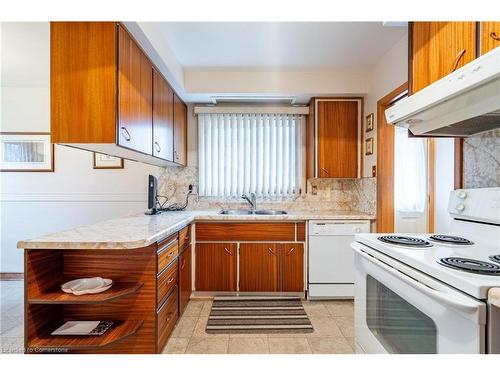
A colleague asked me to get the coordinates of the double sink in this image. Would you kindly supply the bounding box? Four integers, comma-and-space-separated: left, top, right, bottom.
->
219, 209, 287, 215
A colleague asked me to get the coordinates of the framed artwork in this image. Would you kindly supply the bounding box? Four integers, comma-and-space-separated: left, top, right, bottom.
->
93, 152, 124, 169
0, 132, 54, 172
365, 137, 374, 156
366, 113, 374, 132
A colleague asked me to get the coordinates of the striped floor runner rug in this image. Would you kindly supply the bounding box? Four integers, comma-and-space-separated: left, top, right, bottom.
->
206, 296, 314, 334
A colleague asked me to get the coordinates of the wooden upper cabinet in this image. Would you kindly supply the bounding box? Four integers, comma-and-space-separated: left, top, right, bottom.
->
409, 22, 477, 94
173, 93, 187, 166
317, 100, 358, 178
282, 243, 304, 292
195, 243, 237, 292
152, 69, 174, 161
239, 243, 280, 292
51, 22, 117, 143
480, 22, 500, 55
117, 25, 153, 155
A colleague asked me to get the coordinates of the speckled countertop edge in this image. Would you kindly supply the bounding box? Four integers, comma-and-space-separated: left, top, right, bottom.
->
489, 288, 500, 308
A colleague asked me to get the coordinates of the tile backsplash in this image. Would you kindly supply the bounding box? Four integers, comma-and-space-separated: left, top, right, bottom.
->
157, 166, 376, 215
463, 129, 500, 189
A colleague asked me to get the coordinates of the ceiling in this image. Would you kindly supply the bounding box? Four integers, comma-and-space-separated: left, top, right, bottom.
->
155, 22, 407, 70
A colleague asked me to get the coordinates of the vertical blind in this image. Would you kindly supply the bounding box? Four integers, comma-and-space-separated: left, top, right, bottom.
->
198, 113, 303, 198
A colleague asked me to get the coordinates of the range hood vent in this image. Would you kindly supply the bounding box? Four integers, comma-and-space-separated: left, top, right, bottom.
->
385, 47, 500, 137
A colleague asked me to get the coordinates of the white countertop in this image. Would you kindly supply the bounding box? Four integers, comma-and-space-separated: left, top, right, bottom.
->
17, 210, 375, 250
489, 288, 500, 308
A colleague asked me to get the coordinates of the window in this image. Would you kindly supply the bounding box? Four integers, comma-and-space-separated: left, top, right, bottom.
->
198, 113, 303, 198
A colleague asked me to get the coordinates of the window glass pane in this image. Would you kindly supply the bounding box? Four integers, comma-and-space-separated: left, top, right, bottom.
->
366, 275, 437, 354
4, 141, 45, 163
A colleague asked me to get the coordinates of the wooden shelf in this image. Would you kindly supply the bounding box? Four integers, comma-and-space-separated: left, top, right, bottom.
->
28, 320, 143, 351
28, 282, 143, 305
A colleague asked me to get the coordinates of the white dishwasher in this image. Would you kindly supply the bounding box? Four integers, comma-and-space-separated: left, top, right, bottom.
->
308, 220, 370, 299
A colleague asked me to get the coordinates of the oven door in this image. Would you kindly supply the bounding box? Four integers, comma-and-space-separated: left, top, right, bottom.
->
352, 242, 486, 354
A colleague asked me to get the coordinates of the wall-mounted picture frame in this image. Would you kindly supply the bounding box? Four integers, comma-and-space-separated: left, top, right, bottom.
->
365, 137, 374, 156
365, 113, 374, 132
0, 132, 54, 172
93, 152, 124, 169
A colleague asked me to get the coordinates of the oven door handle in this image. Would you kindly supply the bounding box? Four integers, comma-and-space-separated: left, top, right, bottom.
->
353, 244, 481, 314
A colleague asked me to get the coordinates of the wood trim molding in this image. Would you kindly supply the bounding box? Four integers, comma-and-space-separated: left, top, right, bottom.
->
376, 82, 409, 233
0, 272, 24, 280
454, 138, 464, 189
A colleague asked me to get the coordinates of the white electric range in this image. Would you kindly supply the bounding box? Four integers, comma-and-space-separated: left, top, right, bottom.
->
351, 187, 500, 354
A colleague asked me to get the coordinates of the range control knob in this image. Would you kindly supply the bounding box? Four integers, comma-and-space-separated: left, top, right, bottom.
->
456, 203, 466, 212
457, 191, 467, 200
355, 227, 361, 233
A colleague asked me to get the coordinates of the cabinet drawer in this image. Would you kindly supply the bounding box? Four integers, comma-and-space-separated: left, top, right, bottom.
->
196, 222, 296, 241
157, 286, 178, 352
179, 225, 191, 252
157, 260, 178, 306
157, 239, 178, 274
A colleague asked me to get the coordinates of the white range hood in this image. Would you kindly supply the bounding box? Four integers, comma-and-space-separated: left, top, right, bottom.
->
385, 46, 500, 137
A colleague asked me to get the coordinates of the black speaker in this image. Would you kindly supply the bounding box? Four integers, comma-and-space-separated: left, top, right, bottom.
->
145, 175, 158, 215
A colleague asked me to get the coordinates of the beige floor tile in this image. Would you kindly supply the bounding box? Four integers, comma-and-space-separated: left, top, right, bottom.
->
192, 316, 229, 339
1, 323, 24, 338
334, 316, 354, 338
323, 300, 354, 317
302, 301, 330, 318
346, 336, 355, 350
307, 337, 354, 354
199, 300, 213, 317
268, 337, 312, 354
185, 337, 229, 354
306, 316, 343, 337
229, 333, 268, 338
170, 316, 198, 338
162, 338, 189, 354
1, 315, 23, 335
0, 337, 24, 354
182, 301, 204, 317
228, 337, 269, 354
267, 332, 306, 338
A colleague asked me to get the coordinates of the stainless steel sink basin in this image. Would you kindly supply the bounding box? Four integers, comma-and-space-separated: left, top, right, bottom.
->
254, 209, 288, 215
219, 209, 254, 215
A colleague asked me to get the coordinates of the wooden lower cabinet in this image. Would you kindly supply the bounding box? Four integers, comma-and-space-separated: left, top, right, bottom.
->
282, 243, 304, 292
195, 243, 237, 291
157, 287, 178, 351
239, 243, 280, 292
178, 247, 192, 314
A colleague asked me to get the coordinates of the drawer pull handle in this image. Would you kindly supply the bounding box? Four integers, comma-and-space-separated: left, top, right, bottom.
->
180, 259, 186, 270
120, 126, 131, 141
490, 32, 500, 41
154, 141, 161, 152
168, 251, 174, 257
268, 247, 277, 256
167, 276, 174, 284
224, 247, 232, 256
286, 247, 295, 255
449, 49, 466, 73
166, 312, 173, 322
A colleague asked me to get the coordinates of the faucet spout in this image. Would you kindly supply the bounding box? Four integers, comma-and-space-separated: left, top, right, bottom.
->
241, 193, 257, 211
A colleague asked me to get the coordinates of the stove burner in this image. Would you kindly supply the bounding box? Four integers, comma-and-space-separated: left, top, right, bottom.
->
489, 255, 500, 264
378, 235, 432, 247
438, 257, 500, 275
429, 234, 473, 245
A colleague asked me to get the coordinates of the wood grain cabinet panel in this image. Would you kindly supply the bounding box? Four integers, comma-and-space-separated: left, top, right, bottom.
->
178, 247, 192, 314
195, 243, 237, 291
480, 22, 500, 55
281, 243, 304, 292
239, 243, 280, 292
178, 225, 191, 253
409, 22, 477, 94
317, 100, 358, 178
157, 286, 178, 351
152, 69, 174, 161
195, 222, 296, 242
157, 260, 178, 306
117, 24, 153, 155
173, 93, 187, 166
157, 240, 178, 274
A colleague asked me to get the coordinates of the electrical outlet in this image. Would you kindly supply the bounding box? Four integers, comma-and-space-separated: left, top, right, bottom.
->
311, 185, 318, 195
372, 165, 377, 177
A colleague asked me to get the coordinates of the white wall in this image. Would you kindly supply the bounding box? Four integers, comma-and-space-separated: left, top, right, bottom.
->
363, 34, 408, 178
0, 22, 161, 273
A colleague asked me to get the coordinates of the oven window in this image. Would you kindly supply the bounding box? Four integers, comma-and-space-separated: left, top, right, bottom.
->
366, 275, 437, 354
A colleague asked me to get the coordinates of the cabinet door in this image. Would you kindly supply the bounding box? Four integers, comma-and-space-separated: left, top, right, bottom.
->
173, 93, 187, 165
317, 100, 358, 178
281, 243, 304, 292
239, 243, 280, 292
152, 69, 174, 161
178, 247, 192, 315
410, 22, 476, 94
117, 25, 153, 155
195, 243, 237, 291
480, 22, 500, 55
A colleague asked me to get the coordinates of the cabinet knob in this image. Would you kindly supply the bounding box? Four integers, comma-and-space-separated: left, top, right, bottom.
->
120, 126, 131, 141
180, 258, 186, 270
154, 141, 161, 152
490, 32, 500, 41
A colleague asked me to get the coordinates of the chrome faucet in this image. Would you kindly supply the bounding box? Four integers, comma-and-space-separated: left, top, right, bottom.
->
241, 192, 257, 211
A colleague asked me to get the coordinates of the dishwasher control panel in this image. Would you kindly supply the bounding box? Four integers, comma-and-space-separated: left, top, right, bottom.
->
308, 220, 371, 236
